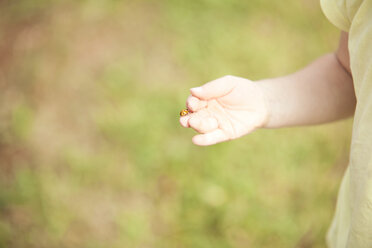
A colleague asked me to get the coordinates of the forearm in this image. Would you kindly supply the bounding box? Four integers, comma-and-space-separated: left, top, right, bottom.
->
258, 53, 356, 128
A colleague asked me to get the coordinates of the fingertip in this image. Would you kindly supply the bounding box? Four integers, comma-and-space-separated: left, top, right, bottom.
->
179, 116, 190, 128
190, 86, 203, 94
191, 76, 238, 100
187, 96, 208, 112
192, 129, 229, 146
192, 135, 209, 146
190, 87, 204, 99
186, 95, 199, 112
192, 133, 217, 146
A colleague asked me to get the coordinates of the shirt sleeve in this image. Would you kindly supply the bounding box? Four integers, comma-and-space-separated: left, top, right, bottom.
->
320, 0, 351, 31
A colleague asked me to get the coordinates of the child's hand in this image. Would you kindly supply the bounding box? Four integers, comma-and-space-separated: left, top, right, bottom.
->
180, 75, 269, 146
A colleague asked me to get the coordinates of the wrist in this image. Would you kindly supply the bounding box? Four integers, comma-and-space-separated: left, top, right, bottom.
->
255, 78, 285, 129
253, 80, 272, 129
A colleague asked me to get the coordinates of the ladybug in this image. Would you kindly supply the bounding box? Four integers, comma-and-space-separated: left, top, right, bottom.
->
180, 109, 189, 116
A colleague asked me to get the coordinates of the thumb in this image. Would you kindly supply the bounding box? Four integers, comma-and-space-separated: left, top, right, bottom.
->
190, 75, 237, 100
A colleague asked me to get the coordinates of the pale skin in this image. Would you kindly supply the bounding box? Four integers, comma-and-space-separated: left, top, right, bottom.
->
180, 32, 356, 146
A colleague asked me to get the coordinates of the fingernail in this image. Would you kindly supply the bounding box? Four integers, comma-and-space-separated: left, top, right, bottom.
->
190, 87, 203, 94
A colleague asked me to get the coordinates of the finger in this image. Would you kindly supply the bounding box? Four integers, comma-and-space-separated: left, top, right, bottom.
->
189, 116, 218, 134
186, 95, 207, 112
192, 129, 229, 146
179, 115, 191, 128
190, 75, 237, 100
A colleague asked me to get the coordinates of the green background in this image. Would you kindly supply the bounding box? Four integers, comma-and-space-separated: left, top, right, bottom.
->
0, 0, 352, 247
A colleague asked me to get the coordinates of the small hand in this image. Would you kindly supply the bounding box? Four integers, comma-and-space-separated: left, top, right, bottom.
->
180, 75, 269, 146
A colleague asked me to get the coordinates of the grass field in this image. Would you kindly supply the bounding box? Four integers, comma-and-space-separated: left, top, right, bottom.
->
0, 0, 352, 247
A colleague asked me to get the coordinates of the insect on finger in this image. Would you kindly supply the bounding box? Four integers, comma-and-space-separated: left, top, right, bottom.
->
180, 109, 189, 116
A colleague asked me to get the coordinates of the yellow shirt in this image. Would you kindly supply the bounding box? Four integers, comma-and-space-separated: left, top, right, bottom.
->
320, 0, 372, 247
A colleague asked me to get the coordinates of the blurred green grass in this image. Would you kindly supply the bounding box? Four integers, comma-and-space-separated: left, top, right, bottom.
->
0, 0, 352, 247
